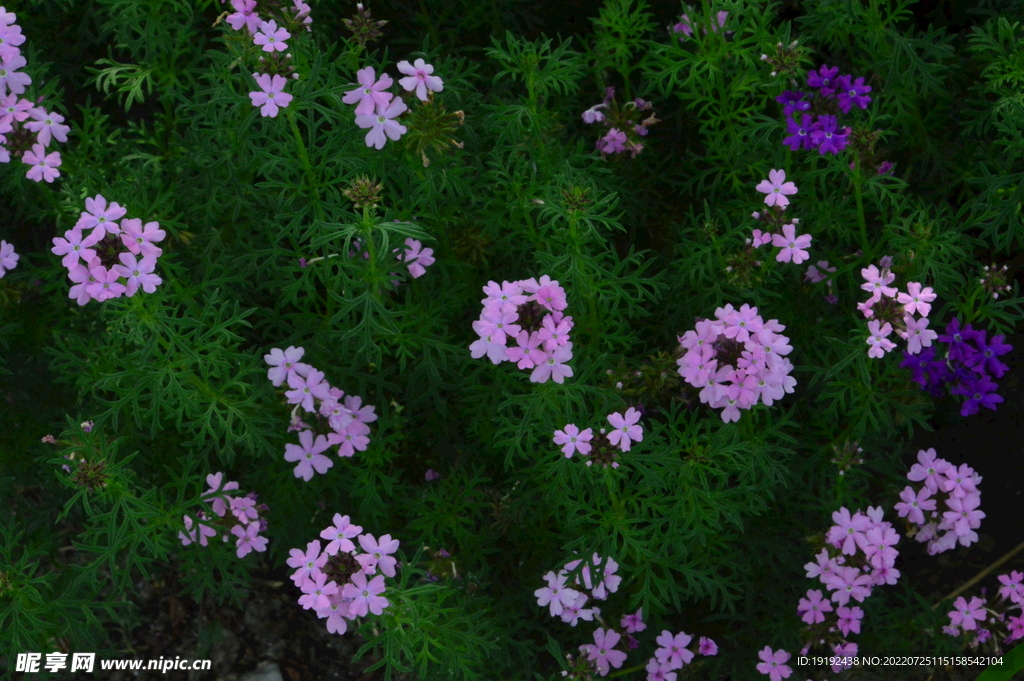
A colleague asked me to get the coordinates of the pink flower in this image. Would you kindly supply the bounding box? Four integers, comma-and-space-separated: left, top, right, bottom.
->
287, 539, 328, 585
299, 572, 339, 611
906, 448, 951, 494
756, 169, 798, 208
997, 571, 1024, 605
113, 252, 162, 296
948, 595, 987, 631
22, 143, 61, 182
530, 342, 574, 384
253, 19, 290, 52
396, 58, 444, 101
860, 264, 897, 299
582, 104, 606, 124
232, 522, 268, 557
0, 53, 31, 95
756, 646, 792, 681
900, 315, 937, 355
355, 96, 408, 150
249, 73, 293, 117
0, 239, 18, 277
86, 263, 127, 301
654, 630, 694, 669
0, 19, 26, 63
942, 493, 985, 537
425, 468, 441, 481
893, 485, 936, 525
119, 218, 165, 255
399, 238, 434, 278
319, 514, 362, 555
597, 128, 627, 154
580, 628, 628, 676
328, 419, 371, 457
897, 282, 936, 317
836, 605, 863, 636
750, 229, 773, 248
534, 570, 580, 617
226, 0, 261, 33
358, 533, 400, 577
178, 514, 218, 547
51, 227, 101, 268
342, 571, 389, 616
203, 473, 240, 517
76, 195, 128, 236
698, 637, 718, 656
264, 346, 311, 387
286, 368, 331, 412
553, 424, 594, 457
343, 66, 394, 116
284, 430, 334, 481
24, 108, 70, 146
607, 408, 643, 452
645, 658, 677, 681
771, 223, 811, 264
533, 281, 568, 311
866, 319, 896, 358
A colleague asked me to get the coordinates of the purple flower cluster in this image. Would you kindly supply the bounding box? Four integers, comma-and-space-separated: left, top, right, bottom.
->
677, 304, 796, 423
778, 64, 872, 156
343, 59, 443, 149
553, 407, 644, 468
535, 553, 622, 627
581, 87, 658, 158
286, 514, 399, 635
894, 448, 984, 554
647, 630, 717, 680
900, 317, 1011, 416
942, 571, 1024, 648
50, 195, 165, 305
0, 239, 17, 277
178, 473, 270, 559
2, 7, 69, 182
470, 275, 574, 383
264, 346, 377, 480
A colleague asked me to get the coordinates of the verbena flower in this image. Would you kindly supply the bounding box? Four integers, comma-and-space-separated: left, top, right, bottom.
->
249, 73, 293, 117
755, 169, 798, 208
396, 58, 443, 101
0, 239, 18, 277
355, 96, 408, 149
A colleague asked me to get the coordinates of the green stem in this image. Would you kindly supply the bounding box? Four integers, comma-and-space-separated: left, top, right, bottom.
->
286, 108, 325, 226
853, 159, 870, 258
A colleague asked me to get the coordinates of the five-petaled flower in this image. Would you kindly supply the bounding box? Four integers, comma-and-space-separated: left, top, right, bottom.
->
397, 58, 443, 100
249, 73, 294, 117
756, 169, 798, 208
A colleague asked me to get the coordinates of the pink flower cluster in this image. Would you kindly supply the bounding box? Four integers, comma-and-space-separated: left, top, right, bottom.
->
286, 514, 399, 635
672, 10, 729, 40
751, 170, 813, 264
535, 553, 621, 628
224, 1, 312, 117
264, 346, 377, 480
857, 260, 938, 358
942, 571, 1024, 649
1, 7, 69, 182
677, 304, 796, 422
51, 195, 165, 305
178, 473, 270, 559
0, 239, 18, 277
646, 630, 717, 681
553, 407, 643, 468
343, 59, 443, 149
469, 275, 574, 384
894, 448, 984, 554
582, 87, 658, 158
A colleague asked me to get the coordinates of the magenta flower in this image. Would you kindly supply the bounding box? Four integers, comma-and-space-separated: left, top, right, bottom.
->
342, 571, 389, 616
249, 73, 293, 117
998, 571, 1024, 604
355, 96, 408, 150
797, 589, 833, 624
836, 74, 872, 113
226, 0, 261, 33
756, 646, 792, 681
620, 608, 645, 633
533, 280, 568, 311
948, 595, 987, 631
24, 108, 70, 147
836, 605, 863, 636
553, 424, 594, 458
597, 128, 626, 154
580, 628, 627, 676
698, 637, 718, 656
771, 224, 811, 264
607, 407, 643, 452
654, 630, 694, 669
807, 64, 840, 95
0, 239, 18, 277
645, 658, 677, 681
232, 523, 268, 557
22, 143, 61, 182
113, 252, 162, 296
756, 169, 798, 208
253, 19, 290, 52
320, 514, 362, 555
397, 58, 443, 101
284, 429, 334, 481
343, 66, 394, 116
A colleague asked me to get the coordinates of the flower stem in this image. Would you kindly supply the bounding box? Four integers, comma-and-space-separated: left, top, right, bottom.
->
853, 159, 871, 259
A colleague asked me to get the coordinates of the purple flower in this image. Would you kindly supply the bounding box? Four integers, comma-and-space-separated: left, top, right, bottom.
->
597, 128, 627, 154
807, 64, 840, 95
756, 169, 798, 208
249, 73, 293, 118
355, 96, 408, 149
112, 252, 162, 296
396, 58, 443, 101
253, 19, 290, 52
948, 596, 987, 631
24, 108, 70, 147
967, 332, 1011, 378
226, 0, 261, 33
836, 74, 872, 113
607, 408, 643, 452
342, 571, 390, 616
580, 628, 628, 676
22, 143, 61, 182
783, 113, 815, 151
756, 647, 792, 681
775, 90, 812, 117
810, 115, 849, 155
342, 66, 394, 116
284, 429, 333, 481
0, 239, 19, 277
